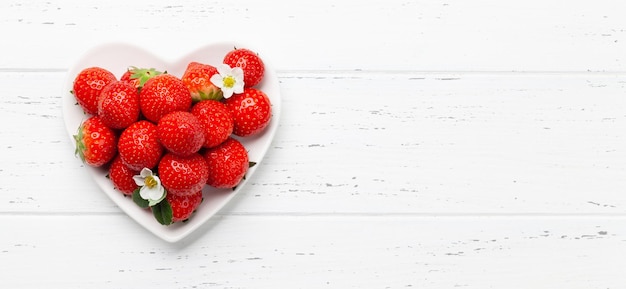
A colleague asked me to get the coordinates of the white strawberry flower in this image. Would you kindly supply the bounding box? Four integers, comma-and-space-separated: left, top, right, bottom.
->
133, 168, 166, 206
210, 63, 244, 99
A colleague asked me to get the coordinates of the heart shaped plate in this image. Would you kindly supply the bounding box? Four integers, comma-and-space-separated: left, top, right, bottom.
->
62, 42, 281, 242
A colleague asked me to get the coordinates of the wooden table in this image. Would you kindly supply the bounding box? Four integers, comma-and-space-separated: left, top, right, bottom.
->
2, 0, 626, 287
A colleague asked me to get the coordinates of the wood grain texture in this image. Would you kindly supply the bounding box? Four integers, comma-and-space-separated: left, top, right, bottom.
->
2, 71, 626, 214
2, 215, 626, 289
1, 0, 626, 71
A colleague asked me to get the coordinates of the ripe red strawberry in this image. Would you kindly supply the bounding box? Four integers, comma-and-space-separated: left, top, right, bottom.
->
190, 100, 233, 148
72, 67, 117, 115
118, 120, 163, 171
204, 137, 249, 188
73, 116, 117, 167
157, 111, 205, 157
97, 80, 140, 129
223, 48, 265, 87
224, 88, 272, 137
139, 74, 192, 123
120, 70, 139, 88
158, 153, 209, 196
181, 62, 222, 101
108, 155, 139, 195
120, 67, 163, 89
166, 190, 203, 222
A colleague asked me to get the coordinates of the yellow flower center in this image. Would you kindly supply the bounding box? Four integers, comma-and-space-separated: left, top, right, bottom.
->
145, 176, 158, 188
223, 75, 236, 88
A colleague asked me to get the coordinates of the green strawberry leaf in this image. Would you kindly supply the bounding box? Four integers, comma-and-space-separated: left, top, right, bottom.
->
152, 199, 173, 226
73, 124, 86, 163
197, 89, 224, 101
132, 188, 149, 208
128, 67, 163, 88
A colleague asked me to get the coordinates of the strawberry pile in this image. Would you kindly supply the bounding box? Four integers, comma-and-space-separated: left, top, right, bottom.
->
71, 48, 271, 225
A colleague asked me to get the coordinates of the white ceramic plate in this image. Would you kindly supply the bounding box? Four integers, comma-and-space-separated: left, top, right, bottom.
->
62, 42, 281, 242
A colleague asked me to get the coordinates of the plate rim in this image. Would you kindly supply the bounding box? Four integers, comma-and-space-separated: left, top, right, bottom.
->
62, 41, 281, 243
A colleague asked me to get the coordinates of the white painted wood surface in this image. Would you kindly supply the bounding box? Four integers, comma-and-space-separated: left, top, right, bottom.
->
2, 0, 626, 288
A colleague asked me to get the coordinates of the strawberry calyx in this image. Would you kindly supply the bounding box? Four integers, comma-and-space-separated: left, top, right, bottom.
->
73, 124, 86, 162
127, 66, 164, 89
197, 88, 223, 101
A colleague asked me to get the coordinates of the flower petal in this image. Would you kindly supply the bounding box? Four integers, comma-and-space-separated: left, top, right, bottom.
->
232, 67, 244, 79
148, 186, 164, 200
139, 168, 153, 178
210, 74, 224, 88
140, 184, 165, 201
222, 86, 235, 99
216, 63, 233, 76
147, 187, 166, 207
152, 175, 161, 186
133, 175, 146, 186
233, 80, 245, 94
139, 186, 152, 200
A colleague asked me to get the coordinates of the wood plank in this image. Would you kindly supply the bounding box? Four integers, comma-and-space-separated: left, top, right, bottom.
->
1, 214, 625, 288
1, 0, 626, 71
2, 71, 626, 214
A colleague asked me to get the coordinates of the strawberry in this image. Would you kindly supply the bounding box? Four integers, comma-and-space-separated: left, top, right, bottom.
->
117, 120, 163, 171
120, 67, 163, 89
120, 70, 139, 88
157, 111, 205, 157
181, 62, 223, 101
204, 137, 249, 188
190, 100, 233, 148
139, 74, 192, 123
72, 67, 117, 115
97, 80, 140, 129
224, 88, 272, 137
108, 155, 139, 195
73, 116, 117, 167
223, 48, 265, 88
166, 190, 203, 222
158, 153, 209, 196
